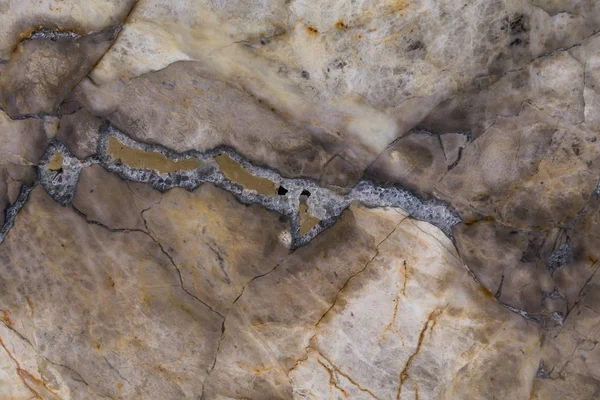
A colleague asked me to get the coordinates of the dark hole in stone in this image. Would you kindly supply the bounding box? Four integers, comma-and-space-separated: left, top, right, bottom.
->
278, 186, 288, 196
301, 70, 310, 79
301, 189, 311, 197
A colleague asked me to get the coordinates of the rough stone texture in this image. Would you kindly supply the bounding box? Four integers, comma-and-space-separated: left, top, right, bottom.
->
366, 132, 447, 198
0, 0, 134, 60
0, 187, 224, 399
74, 61, 333, 181
1, 0, 600, 398
0, 28, 118, 117
0, 110, 46, 230
55, 107, 102, 159
436, 104, 600, 229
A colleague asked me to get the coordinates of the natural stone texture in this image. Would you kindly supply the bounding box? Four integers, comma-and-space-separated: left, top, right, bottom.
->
0, 187, 223, 399
75, 61, 333, 181
0, 183, 547, 399
55, 108, 102, 159
440, 133, 469, 167
0, 28, 118, 117
0, 0, 134, 60
0, 110, 46, 229
366, 132, 447, 198
532, 267, 600, 399
78, 0, 600, 188
453, 220, 555, 314
73, 165, 294, 317
1, 0, 600, 398
435, 104, 600, 230
203, 205, 542, 399
72, 165, 158, 231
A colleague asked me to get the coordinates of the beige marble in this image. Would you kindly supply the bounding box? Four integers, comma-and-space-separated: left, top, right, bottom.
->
1, 0, 600, 398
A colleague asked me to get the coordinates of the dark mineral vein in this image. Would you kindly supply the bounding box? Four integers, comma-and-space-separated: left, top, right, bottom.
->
27, 122, 461, 249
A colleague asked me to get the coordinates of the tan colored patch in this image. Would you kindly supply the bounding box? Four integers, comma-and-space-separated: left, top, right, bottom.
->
107, 136, 201, 173
386, 0, 408, 14
47, 152, 63, 171
299, 203, 321, 235
215, 153, 278, 196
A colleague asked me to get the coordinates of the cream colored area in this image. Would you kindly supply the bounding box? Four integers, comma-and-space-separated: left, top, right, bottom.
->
85, 0, 597, 164
0, 322, 72, 399
214, 153, 278, 196
290, 210, 542, 399
202, 204, 542, 398
87, 0, 401, 159
0, 0, 134, 59
107, 135, 201, 173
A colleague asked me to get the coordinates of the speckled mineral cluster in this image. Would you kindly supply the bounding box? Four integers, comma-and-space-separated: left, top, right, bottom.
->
1, 0, 600, 399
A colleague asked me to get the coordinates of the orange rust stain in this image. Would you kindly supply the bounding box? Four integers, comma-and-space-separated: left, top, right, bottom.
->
479, 284, 494, 299
397, 309, 442, 400
306, 26, 319, 36
317, 350, 378, 398
385, 0, 409, 15
334, 21, 347, 30
236, 361, 279, 375
318, 359, 349, 397
0, 337, 61, 399
0, 309, 14, 326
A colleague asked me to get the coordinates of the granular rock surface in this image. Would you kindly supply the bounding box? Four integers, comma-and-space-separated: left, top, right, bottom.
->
0, 1, 599, 399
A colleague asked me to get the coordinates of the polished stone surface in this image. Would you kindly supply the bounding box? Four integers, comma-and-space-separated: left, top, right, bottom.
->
0, 0, 599, 399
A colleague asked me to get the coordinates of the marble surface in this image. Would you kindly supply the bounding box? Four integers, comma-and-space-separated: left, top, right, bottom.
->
0, 0, 599, 399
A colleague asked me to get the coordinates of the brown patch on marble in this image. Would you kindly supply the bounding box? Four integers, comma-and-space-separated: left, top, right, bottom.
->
47, 152, 63, 171
107, 136, 201, 173
299, 203, 320, 235
215, 153, 277, 196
